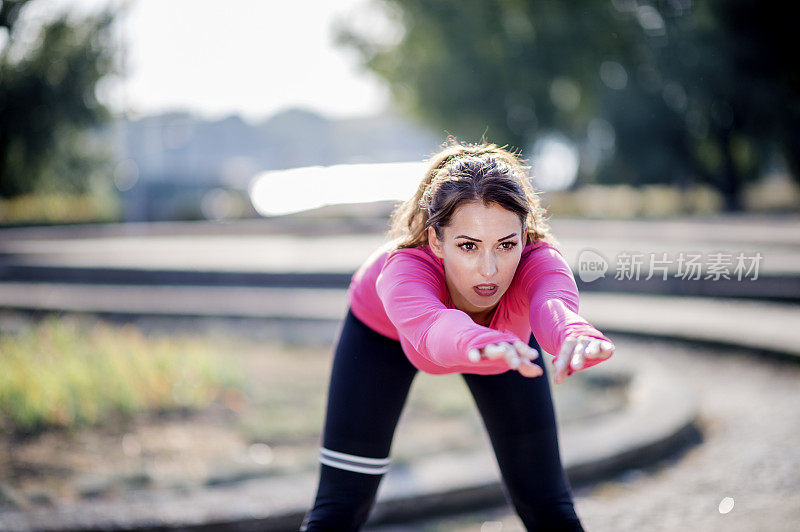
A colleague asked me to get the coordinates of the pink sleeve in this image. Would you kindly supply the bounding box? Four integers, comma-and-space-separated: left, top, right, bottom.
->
376, 249, 522, 369
521, 244, 613, 375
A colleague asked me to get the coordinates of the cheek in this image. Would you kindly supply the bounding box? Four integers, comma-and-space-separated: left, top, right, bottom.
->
442, 254, 472, 286
500, 255, 522, 281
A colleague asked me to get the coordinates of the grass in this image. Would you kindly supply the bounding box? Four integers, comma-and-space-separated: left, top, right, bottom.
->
0, 193, 122, 225
0, 316, 243, 434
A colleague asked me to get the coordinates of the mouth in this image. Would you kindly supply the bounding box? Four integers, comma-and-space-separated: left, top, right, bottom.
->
473, 284, 499, 297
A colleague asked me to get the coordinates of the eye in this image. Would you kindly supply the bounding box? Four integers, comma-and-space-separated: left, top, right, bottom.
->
457, 241, 477, 251
499, 241, 518, 250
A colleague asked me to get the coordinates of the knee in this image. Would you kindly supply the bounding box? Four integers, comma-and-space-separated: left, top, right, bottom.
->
303, 452, 390, 531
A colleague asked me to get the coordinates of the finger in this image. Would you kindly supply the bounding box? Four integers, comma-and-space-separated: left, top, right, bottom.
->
513, 340, 529, 358
555, 335, 578, 380
584, 340, 601, 358
468, 348, 482, 363
599, 340, 615, 359
558, 336, 578, 361
514, 340, 539, 361
518, 358, 543, 378
570, 338, 589, 371
554, 353, 570, 384
482, 343, 504, 360
554, 361, 568, 383
585, 339, 615, 360
499, 342, 521, 369
514, 340, 539, 360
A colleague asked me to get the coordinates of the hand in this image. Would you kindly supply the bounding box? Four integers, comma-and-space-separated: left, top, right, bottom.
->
553, 335, 615, 384
468, 341, 543, 378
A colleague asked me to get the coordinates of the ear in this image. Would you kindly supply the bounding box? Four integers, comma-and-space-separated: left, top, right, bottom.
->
428, 226, 444, 258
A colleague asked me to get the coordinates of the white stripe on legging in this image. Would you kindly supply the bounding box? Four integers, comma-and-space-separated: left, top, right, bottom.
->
320, 447, 391, 465
319, 456, 390, 475
318, 447, 391, 475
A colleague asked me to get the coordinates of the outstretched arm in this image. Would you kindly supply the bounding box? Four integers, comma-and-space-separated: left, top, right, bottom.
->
523, 246, 615, 382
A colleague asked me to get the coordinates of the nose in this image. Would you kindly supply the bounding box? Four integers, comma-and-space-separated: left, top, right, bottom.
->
478, 251, 498, 279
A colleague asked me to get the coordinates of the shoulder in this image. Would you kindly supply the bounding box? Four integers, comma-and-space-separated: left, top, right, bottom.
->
518, 240, 570, 271
383, 244, 443, 271
512, 240, 575, 294
377, 244, 446, 292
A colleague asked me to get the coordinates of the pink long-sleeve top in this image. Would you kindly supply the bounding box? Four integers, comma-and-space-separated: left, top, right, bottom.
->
347, 239, 611, 376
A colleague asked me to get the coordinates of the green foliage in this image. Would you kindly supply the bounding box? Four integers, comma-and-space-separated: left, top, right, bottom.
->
594, 0, 793, 210
338, 0, 620, 148
338, 0, 800, 211
0, 0, 119, 197
0, 191, 121, 224
0, 317, 243, 434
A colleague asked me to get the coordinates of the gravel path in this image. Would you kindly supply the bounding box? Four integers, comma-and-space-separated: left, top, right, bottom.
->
369, 336, 800, 531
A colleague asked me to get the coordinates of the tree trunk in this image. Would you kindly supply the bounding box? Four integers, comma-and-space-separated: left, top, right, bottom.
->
719, 131, 744, 212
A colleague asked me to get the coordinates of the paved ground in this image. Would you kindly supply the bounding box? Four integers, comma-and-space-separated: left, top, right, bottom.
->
367, 337, 800, 532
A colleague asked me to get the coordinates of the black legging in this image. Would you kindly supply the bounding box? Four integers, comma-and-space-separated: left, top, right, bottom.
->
301, 309, 584, 531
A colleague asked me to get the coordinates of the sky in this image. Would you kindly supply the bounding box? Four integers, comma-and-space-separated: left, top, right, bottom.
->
28, 0, 394, 122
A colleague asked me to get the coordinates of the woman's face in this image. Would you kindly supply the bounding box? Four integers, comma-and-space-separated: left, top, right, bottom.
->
428, 201, 524, 324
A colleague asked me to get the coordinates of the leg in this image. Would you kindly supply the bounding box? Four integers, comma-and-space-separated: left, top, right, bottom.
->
301, 309, 418, 531
461, 334, 584, 531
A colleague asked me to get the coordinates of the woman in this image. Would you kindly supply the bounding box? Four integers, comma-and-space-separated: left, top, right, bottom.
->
301, 141, 614, 531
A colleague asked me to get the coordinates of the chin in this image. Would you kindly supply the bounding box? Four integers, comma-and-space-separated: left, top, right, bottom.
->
471, 296, 499, 310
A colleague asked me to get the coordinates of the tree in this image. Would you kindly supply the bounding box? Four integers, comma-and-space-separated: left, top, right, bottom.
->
338, 0, 622, 149
701, 0, 800, 209
0, 0, 118, 197
600, 0, 798, 210
338, 0, 800, 211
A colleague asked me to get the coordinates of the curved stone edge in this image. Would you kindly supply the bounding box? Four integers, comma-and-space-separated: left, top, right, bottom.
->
599, 328, 800, 365
560, 356, 700, 486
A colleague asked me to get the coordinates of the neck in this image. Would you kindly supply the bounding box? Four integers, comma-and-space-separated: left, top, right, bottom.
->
468, 306, 496, 327
464, 305, 497, 327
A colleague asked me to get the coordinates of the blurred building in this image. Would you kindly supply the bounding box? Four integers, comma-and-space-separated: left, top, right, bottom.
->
116, 108, 440, 222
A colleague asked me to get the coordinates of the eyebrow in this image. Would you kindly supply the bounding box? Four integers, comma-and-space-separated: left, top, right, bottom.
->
454, 233, 518, 242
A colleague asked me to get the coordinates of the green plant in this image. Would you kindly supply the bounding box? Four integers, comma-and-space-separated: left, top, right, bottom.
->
0, 316, 242, 434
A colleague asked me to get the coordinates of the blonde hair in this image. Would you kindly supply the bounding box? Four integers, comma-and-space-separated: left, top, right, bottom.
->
389, 139, 556, 249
